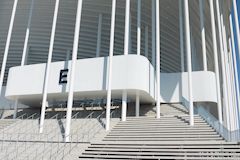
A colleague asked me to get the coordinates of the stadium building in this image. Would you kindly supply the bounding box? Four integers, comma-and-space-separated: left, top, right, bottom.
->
0, 0, 239, 159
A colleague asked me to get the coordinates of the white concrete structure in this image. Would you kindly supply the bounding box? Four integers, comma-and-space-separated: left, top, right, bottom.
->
0, 0, 239, 141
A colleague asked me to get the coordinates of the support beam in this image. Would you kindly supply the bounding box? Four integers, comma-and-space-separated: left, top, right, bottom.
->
155, 0, 161, 119
96, 14, 102, 57
184, 0, 194, 126
199, 0, 207, 71
233, 0, 240, 61
0, 0, 18, 93
106, 0, 116, 131
179, 0, 184, 72
151, 0, 156, 66
65, 0, 83, 142
137, 0, 141, 56
210, 0, 223, 124
39, 0, 60, 134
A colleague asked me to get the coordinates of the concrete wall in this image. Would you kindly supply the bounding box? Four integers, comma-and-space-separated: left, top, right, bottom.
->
5, 55, 217, 107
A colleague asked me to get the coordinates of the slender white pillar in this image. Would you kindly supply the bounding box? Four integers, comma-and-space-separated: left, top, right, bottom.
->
13, 98, 18, 119
122, 91, 127, 121
96, 14, 102, 57
155, 0, 161, 119
184, 0, 194, 126
0, 0, 18, 94
21, 0, 35, 66
65, 0, 83, 142
210, 0, 223, 124
220, 15, 231, 129
233, 0, 240, 61
135, 92, 140, 117
230, 14, 240, 129
39, 0, 60, 134
179, 0, 184, 72
106, 0, 116, 131
137, 0, 141, 56
144, 26, 149, 58
121, 0, 130, 121
124, 0, 130, 56
215, 0, 227, 124
228, 38, 237, 130
151, 0, 156, 66
199, 0, 207, 71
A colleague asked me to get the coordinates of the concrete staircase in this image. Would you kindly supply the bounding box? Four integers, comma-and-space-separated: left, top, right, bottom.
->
79, 104, 240, 159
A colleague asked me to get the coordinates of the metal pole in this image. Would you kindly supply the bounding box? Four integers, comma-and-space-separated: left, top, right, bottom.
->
179, 0, 184, 72
210, 0, 223, 124
96, 14, 102, 57
199, 0, 207, 71
21, 0, 35, 66
228, 38, 238, 130
215, 0, 227, 124
39, 0, 60, 134
65, 0, 83, 142
0, 0, 18, 93
106, 0, 116, 130
233, 0, 240, 61
151, 0, 156, 66
121, 0, 130, 122
156, 0, 161, 119
184, 0, 194, 126
220, 15, 231, 129
137, 0, 141, 56
230, 14, 240, 129
135, 0, 141, 117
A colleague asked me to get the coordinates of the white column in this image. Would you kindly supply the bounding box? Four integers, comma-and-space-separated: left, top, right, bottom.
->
215, 0, 227, 124
144, 26, 149, 58
135, 0, 141, 116
121, 0, 130, 122
121, 90, 127, 121
65, 0, 83, 142
199, 0, 207, 71
228, 38, 237, 130
39, 0, 60, 134
106, 0, 116, 131
137, 0, 141, 56
13, 98, 18, 119
184, 0, 194, 126
96, 14, 102, 57
135, 92, 140, 117
0, 0, 18, 94
233, 0, 240, 61
210, 0, 223, 124
179, 0, 184, 72
21, 0, 35, 66
156, 0, 161, 119
230, 14, 240, 129
220, 15, 231, 129
151, 0, 156, 66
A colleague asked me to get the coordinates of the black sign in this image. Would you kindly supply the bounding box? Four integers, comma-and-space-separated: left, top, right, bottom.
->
59, 69, 68, 84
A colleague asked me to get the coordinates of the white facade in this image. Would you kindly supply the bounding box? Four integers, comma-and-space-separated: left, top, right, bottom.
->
0, 0, 239, 141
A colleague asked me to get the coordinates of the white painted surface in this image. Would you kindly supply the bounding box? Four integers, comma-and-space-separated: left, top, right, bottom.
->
5, 55, 217, 106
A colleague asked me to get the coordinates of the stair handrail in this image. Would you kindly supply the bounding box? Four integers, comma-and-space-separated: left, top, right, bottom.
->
197, 105, 240, 142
